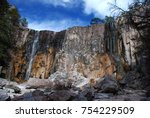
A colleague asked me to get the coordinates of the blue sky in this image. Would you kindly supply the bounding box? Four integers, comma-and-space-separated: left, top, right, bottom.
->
8, 0, 134, 31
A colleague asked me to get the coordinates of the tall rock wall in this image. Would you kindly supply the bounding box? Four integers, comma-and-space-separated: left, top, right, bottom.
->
4, 23, 139, 83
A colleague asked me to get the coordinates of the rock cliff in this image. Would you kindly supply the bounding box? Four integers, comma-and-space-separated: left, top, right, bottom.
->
0, 16, 148, 101
2, 22, 138, 85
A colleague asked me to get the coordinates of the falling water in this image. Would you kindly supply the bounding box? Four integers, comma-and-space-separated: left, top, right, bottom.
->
25, 32, 39, 80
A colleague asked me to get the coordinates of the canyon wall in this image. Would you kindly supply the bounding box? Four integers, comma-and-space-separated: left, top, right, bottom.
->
2, 23, 139, 83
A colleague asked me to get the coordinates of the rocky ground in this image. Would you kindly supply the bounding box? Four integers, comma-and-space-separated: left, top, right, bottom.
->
0, 70, 150, 101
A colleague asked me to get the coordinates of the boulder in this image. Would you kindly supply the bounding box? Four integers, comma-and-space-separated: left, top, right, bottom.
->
72, 92, 87, 101
13, 86, 21, 93
4, 85, 21, 94
94, 75, 119, 94
47, 90, 76, 101
0, 78, 9, 88
110, 90, 147, 101
80, 84, 95, 100
94, 93, 113, 100
119, 71, 141, 89
48, 71, 68, 82
49, 71, 88, 89
26, 78, 53, 89
52, 79, 73, 90
0, 90, 11, 101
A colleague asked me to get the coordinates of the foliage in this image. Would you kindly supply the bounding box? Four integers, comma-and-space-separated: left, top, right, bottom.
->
0, 0, 9, 16
0, 0, 20, 65
105, 16, 115, 24
90, 17, 104, 25
8, 6, 20, 26
20, 18, 28, 27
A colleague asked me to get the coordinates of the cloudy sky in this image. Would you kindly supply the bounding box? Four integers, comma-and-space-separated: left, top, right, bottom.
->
8, 0, 134, 31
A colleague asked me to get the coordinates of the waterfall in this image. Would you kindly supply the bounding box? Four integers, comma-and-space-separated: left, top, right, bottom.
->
25, 32, 40, 80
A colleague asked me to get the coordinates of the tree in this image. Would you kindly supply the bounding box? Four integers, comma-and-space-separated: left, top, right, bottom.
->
0, 0, 9, 16
90, 17, 104, 25
8, 6, 20, 26
20, 18, 28, 27
0, 0, 20, 66
105, 16, 115, 24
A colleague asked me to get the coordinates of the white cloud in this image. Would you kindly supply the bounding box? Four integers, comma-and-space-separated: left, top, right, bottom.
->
28, 19, 86, 31
27, 0, 135, 31
30, 0, 78, 7
82, 0, 134, 17
29, 0, 135, 16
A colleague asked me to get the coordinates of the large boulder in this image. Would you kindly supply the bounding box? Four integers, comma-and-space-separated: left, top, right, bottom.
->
0, 78, 18, 86
119, 71, 142, 89
0, 90, 11, 101
26, 78, 54, 89
79, 84, 95, 101
4, 85, 21, 94
49, 71, 89, 88
94, 75, 119, 94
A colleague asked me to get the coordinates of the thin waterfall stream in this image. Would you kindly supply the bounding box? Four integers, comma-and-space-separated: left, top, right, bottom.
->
25, 32, 39, 80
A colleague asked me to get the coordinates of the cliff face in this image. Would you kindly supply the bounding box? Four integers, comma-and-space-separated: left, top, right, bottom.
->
4, 23, 139, 83
10, 29, 63, 82
1, 3, 149, 101
54, 25, 114, 81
